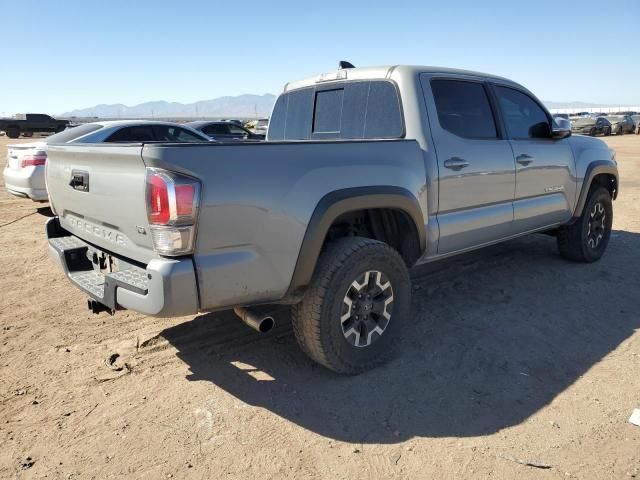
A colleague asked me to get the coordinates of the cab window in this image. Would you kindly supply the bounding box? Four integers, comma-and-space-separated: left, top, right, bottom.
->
430, 79, 498, 139
494, 86, 550, 139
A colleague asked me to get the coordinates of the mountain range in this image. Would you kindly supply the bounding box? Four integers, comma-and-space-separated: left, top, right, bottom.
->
61, 95, 636, 119
61, 94, 276, 119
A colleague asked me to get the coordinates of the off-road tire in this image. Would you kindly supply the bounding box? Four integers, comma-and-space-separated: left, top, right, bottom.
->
557, 187, 612, 262
291, 237, 411, 374
6, 127, 20, 139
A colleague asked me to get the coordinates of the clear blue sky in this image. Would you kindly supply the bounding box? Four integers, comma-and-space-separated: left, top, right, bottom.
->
1, 0, 638, 115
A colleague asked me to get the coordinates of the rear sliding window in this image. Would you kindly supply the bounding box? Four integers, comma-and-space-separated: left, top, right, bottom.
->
268, 80, 403, 141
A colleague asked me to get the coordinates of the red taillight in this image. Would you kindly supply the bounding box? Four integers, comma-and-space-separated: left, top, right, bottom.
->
20, 153, 47, 168
175, 184, 195, 216
146, 168, 200, 256
147, 173, 170, 225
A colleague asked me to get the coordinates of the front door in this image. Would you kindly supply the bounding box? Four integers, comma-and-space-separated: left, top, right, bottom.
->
492, 85, 576, 232
420, 75, 516, 254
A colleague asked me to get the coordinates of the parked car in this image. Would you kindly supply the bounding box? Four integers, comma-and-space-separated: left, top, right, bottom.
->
552, 113, 569, 121
0, 114, 70, 139
607, 115, 636, 135
220, 119, 244, 126
45, 64, 618, 374
3, 121, 209, 201
571, 117, 612, 136
186, 120, 265, 141
632, 115, 640, 134
251, 118, 269, 135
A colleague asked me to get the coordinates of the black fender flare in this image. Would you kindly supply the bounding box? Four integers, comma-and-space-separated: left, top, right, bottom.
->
573, 160, 619, 218
284, 186, 426, 299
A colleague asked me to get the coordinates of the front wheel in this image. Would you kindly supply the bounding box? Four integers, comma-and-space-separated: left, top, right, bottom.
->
557, 187, 612, 262
291, 237, 411, 374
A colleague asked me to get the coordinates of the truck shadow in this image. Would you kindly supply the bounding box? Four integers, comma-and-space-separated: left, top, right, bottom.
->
161, 230, 640, 443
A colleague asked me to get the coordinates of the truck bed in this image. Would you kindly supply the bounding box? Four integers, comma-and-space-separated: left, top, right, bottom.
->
46, 139, 426, 312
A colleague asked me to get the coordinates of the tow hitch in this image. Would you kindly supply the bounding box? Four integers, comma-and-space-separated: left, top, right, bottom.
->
88, 299, 114, 315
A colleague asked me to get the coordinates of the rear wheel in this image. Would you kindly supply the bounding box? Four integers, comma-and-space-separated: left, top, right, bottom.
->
617, 126, 624, 135
6, 127, 20, 139
291, 237, 411, 374
604, 126, 611, 136
557, 187, 612, 262
589, 127, 597, 136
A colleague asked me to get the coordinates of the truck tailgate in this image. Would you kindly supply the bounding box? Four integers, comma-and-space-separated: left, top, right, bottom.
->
46, 144, 156, 264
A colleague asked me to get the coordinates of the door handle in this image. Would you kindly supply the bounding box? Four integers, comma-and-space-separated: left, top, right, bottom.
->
516, 154, 533, 166
444, 157, 470, 171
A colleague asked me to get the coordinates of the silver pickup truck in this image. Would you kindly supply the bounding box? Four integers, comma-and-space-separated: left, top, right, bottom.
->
45, 64, 618, 374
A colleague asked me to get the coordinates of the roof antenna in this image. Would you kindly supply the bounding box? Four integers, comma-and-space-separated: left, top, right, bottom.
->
339, 61, 355, 69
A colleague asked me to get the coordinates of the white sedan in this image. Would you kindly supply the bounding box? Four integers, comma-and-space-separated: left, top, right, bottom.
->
3, 121, 210, 201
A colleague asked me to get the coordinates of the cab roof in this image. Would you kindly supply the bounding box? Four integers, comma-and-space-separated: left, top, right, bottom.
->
283, 65, 517, 92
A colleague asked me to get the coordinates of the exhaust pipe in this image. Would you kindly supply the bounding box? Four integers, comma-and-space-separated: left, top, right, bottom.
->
233, 307, 275, 333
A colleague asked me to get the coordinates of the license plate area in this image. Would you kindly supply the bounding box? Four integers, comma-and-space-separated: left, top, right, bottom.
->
86, 247, 119, 275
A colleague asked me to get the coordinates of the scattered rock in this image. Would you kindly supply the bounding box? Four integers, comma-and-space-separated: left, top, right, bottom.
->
15, 389, 26, 396
629, 409, 640, 427
550, 421, 560, 428
20, 456, 34, 470
352, 448, 360, 454
104, 353, 130, 374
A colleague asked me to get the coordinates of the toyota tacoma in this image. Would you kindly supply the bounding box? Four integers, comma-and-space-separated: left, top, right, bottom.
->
44, 64, 618, 374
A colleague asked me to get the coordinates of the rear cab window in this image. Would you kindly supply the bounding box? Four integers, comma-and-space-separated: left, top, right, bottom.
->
268, 80, 404, 141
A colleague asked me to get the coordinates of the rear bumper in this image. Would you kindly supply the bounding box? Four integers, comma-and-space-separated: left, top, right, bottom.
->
46, 217, 199, 317
3, 165, 48, 201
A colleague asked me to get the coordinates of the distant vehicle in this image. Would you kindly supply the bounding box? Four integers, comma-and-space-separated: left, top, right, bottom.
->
553, 113, 569, 120
3, 120, 210, 201
591, 112, 607, 117
571, 117, 611, 136
607, 115, 636, 135
186, 120, 265, 141
632, 115, 640, 134
251, 118, 269, 135
0, 114, 69, 139
221, 119, 244, 126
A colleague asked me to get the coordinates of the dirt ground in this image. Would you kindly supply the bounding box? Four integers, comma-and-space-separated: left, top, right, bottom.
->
0, 133, 639, 480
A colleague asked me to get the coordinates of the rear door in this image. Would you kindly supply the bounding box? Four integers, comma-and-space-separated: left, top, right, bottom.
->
420, 75, 516, 254
492, 85, 576, 232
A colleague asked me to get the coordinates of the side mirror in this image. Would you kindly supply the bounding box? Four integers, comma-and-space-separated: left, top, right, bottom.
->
551, 118, 571, 139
